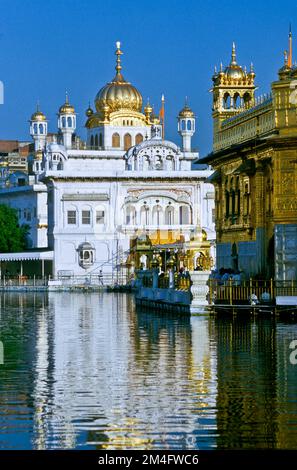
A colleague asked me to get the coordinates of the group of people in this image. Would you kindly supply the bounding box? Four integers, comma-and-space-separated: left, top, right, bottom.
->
209, 268, 246, 286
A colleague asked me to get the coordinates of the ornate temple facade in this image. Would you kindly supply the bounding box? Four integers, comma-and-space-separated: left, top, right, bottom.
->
200, 39, 297, 280
0, 43, 215, 278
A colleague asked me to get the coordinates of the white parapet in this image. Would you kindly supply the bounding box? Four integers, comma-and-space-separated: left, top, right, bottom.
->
189, 271, 211, 312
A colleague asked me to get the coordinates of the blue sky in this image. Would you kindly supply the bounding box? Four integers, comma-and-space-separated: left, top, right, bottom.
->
0, 0, 296, 155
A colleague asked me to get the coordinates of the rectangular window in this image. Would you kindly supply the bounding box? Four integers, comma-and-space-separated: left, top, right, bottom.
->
82, 210, 91, 225
67, 210, 77, 225
96, 210, 105, 224
27, 210, 31, 222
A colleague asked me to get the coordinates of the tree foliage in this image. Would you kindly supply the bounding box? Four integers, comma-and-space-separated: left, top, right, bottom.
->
0, 204, 29, 252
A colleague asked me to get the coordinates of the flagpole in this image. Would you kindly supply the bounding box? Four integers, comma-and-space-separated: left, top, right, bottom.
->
161, 94, 165, 139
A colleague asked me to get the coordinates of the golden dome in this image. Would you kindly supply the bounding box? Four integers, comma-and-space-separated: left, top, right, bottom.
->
35, 149, 43, 160
85, 103, 93, 117
224, 43, 245, 79
144, 100, 153, 115
94, 42, 143, 114
31, 104, 46, 122
59, 93, 75, 114
179, 101, 194, 118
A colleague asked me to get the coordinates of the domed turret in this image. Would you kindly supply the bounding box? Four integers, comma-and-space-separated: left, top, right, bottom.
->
58, 92, 76, 149
178, 102, 195, 118
178, 98, 195, 152
30, 103, 48, 152
94, 42, 143, 116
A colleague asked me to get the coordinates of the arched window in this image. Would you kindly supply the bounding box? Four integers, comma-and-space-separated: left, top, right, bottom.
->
152, 205, 163, 226
135, 133, 143, 145
33, 123, 38, 134
181, 120, 186, 131
39, 123, 44, 134
99, 133, 103, 147
67, 116, 72, 127
126, 205, 136, 225
112, 132, 120, 148
62, 116, 66, 127
142, 155, 150, 171
243, 92, 252, 109
166, 156, 174, 171
187, 120, 192, 130
224, 93, 231, 109
78, 242, 95, 269
124, 133, 132, 150
140, 205, 149, 225
225, 190, 230, 216
90, 135, 94, 148
95, 134, 98, 148
155, 156, 163, 170
165, 206, 174, 225
233, 93, 241, 109
179, 205, 189, 224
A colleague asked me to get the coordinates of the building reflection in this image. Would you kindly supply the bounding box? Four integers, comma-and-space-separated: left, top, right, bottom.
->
1, 293, 297, 450
212, 316, 297, 449
31, 293, 217, 449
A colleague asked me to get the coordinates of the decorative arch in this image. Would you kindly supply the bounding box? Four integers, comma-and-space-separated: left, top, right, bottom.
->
135, 133, 143, 145
152, 205, 163, 226
165, 206, 175, 225
94, 134, 98, 148
90, 135, 94, 148
223, 92, 231, 109
124, 133, 132, 150
112, 132, 120, 148
179, 205, 190, 224
233, 93, 241, 109
126, 205, 136, 225
243, 92, 252, 108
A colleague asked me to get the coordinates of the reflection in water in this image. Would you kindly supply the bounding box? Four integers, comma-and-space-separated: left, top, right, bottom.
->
0, 293, 297, 449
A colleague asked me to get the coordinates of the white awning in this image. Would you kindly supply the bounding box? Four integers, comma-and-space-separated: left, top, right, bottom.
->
0, 251, 53, 261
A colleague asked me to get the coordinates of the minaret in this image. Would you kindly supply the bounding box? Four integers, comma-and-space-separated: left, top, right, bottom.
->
177, 99, 195, 152
30, 104, 48, 152
58, 92, 76, 149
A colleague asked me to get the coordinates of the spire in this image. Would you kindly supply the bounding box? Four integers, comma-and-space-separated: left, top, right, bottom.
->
65, 90, 69, 104
115, 40, 124, 81
231, 42, 237, 65
288, 24, 293, 68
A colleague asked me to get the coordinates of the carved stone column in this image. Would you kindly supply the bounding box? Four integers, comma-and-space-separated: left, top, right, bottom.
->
189, 271, 211, 312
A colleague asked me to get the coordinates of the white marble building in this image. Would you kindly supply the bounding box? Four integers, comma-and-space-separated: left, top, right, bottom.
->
0, 42, 215, 278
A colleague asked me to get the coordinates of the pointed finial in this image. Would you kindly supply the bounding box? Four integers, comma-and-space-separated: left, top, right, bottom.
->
185, 95, 188, 106
288, 24, 293, 68
36, 100, 40, 112
115, 40, 123, 77
65, 90, 69, 104
161, 93, 165, 102
231, 42, 237, 65
214, 65, 217, 74
284, 49, 288, 66
220, 62, 223, 72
